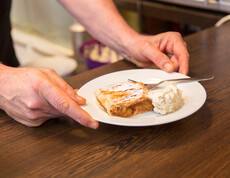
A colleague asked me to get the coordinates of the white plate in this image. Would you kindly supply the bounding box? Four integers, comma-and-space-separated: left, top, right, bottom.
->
78, 69, 207, 127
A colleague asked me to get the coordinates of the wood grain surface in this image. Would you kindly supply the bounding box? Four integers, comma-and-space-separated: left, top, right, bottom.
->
0, 23, 230, 177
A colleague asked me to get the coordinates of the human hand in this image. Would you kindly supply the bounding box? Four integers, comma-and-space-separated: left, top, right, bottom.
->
124, 32, 189, 75
0, 65, 99, 129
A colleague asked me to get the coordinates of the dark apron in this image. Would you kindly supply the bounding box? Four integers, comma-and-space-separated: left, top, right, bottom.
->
0, 0, 19, 67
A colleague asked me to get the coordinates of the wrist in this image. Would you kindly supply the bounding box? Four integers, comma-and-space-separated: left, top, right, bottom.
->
120, 32, 143, 60
117, 30, 140, 59
0, 63, 9, 91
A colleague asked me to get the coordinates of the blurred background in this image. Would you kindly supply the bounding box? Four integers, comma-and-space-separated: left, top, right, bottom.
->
10, 0, 230, 77
11, 0, 127, 77
11, 0, 74, 51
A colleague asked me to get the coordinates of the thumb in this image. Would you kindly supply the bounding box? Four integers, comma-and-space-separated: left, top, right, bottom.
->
141, 43, 174, 73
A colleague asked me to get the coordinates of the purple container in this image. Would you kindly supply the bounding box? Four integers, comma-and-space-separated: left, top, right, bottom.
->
79, 39, 110, 70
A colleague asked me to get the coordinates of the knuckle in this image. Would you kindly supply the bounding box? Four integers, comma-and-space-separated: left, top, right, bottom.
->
167, 32, 182, 39
142, 41, 153, 50
43, 68, 56, 74
30, 68, 45, 77
23, 112, 46, 126
171, 31, 181, 37
25, 121, 43, 127
175, 32, 182, 38
56, 98, 70, 114
26, 100, 39, 110
63, 83, 74, 94
24, 111, 39, 121
26, 70, 47, 89
141, 41, 157, 57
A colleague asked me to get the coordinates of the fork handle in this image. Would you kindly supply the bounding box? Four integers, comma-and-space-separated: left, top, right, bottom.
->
165, 76, 214, 83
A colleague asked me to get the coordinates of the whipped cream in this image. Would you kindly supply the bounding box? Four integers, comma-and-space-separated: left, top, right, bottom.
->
148, 83, 184, 114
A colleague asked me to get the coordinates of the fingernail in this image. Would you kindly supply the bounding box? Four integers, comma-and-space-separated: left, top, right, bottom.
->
163, 63, 172, 72
90, 122, 99, 129
75, 94, 85, 100
75, 95, 86, 103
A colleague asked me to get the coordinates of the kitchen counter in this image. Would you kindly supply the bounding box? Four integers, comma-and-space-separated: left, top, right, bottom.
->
0, 22, 230, 177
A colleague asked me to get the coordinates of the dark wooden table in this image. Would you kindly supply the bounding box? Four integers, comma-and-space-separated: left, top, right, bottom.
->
1, 23, 230, 177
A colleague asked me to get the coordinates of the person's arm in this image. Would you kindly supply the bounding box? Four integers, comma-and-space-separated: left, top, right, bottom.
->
0, 63, 98, 129
58, 0, 189, 74
59, 0, 137, 58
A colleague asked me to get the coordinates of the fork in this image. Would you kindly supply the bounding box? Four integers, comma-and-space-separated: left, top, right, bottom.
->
128, 76, 214, 90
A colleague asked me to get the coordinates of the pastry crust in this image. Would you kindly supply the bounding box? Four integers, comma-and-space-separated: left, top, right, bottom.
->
95, 81, 153, 117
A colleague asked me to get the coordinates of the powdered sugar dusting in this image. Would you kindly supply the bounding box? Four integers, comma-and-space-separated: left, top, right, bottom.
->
101, 82, 146, 103
103, 82, 143, 92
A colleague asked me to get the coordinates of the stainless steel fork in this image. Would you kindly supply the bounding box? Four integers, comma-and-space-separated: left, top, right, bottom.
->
128, 76, 214, 90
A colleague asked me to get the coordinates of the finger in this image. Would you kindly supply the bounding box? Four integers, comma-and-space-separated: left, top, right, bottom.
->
173, 45, 189, 75
141, 42, 174, 72
2, 99, 51, 126
40, 82, 99, 129
178, 53, 189, 75
170, 55, 180, 72
6, 110, 48, 127
46, 71, 86, 105
166, 37, 189, 75
74, 89, 86, 105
